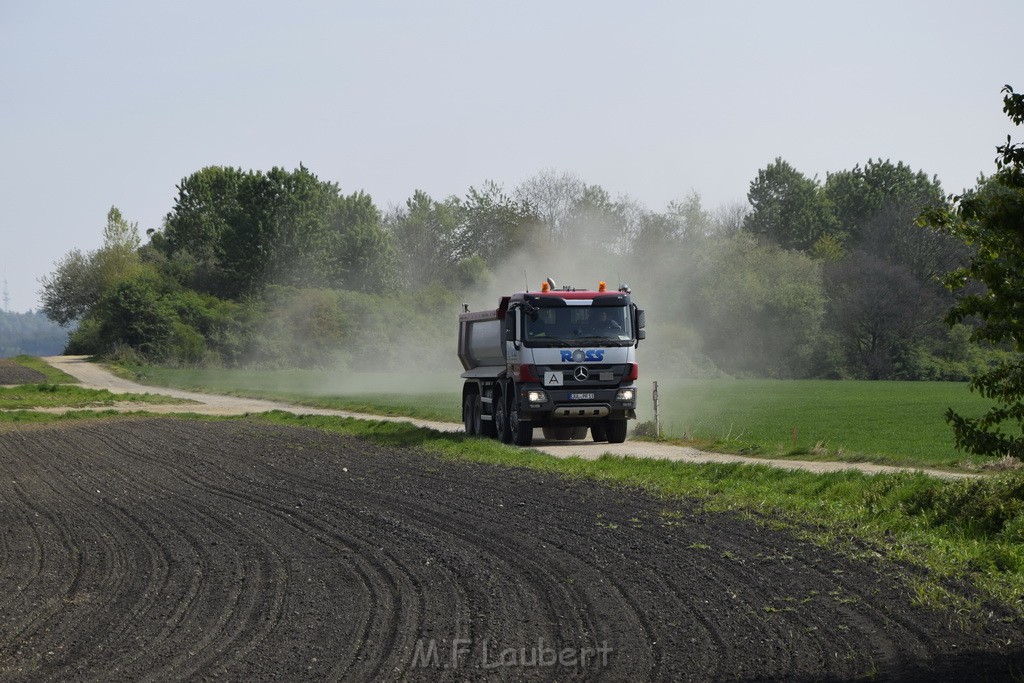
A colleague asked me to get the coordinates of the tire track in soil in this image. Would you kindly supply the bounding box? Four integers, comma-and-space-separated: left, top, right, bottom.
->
168, 423, 658, 680
45, 424, 292, 682
0, 417, 1021, 681
0, 428, 192, 679
120, 426, 411, 681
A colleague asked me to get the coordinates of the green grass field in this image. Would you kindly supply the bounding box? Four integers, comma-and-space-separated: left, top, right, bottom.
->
639, 378, 1013, 468
107, 363, 1016, 469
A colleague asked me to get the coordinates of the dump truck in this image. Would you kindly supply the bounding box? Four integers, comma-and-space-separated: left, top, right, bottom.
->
458, 279, 646, 446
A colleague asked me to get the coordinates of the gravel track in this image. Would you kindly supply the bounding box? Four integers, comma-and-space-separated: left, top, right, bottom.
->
0, 418, 1020, 680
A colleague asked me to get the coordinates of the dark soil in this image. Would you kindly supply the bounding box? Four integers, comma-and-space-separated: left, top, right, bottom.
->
0, 359, 46, 385
0, 418, 1020, 681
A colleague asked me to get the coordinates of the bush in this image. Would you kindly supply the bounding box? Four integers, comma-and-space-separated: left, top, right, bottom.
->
65, 317, 103, 355
168, 322, 206, 365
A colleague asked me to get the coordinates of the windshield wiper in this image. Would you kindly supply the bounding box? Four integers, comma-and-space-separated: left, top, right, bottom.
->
530, 338, 575, 347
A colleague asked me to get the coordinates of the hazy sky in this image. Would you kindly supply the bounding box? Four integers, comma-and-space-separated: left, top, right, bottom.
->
2, 0, 1021, 312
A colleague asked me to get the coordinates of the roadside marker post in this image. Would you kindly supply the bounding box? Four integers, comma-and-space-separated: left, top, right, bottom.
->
653, 380, 660, 439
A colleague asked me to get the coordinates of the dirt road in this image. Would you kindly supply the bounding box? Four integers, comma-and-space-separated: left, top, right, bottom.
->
0, 417, 1019, 680
39, 356, 972, 479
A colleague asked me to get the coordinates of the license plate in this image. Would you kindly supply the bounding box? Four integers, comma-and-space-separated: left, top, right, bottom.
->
569, 393, 595, 400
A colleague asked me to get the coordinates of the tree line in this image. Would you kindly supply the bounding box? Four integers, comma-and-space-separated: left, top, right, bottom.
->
40, 161, 998, 380
0, 310, 68, 357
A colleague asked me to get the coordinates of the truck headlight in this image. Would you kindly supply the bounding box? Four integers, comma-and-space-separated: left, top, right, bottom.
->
616, 388, 635, 402
527, 390, 547, 403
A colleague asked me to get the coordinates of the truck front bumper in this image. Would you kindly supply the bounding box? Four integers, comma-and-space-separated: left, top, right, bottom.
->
517, 385, 638, 424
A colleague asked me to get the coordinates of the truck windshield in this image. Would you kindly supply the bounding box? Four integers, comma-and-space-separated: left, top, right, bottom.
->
525, 306, 632, 345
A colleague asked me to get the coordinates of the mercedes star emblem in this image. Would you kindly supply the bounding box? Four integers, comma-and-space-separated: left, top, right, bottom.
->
573, 366, 589, 382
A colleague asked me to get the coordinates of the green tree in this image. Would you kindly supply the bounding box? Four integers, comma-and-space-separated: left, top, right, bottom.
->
159, 165, 393, 298
39, 249, 100, 326
40, 206, 144, 326
922, 85, 1024, 458
744, 158, 837, 250
96, 275, 177, 357
824, 250, 945, 379
386, 190, 465, 287
825, 160, 941, 235
159, 166, 262, 297
514, 170, 627, 250
666, 191, 714, 241
460, 181, 540, 265
684, 234, 827, 378
322, 191, 397, 293
824, 159, 958, 280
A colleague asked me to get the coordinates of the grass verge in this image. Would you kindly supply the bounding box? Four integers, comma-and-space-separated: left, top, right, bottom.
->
251, 411, 1024, 619
0, 384, 195, 410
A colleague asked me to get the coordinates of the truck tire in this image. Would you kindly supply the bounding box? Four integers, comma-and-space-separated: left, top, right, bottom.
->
591, 423, 608, 442
476, 394, 496, 438
494, 390, 512, 443
509, 403, 533, 446
606, 419, 628, 444
463, 394, 478, 436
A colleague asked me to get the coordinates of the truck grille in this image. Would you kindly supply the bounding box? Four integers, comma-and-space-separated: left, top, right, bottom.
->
553, 405, 610, 418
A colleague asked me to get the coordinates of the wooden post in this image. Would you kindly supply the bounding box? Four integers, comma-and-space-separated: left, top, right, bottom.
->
653, 380, 660, 439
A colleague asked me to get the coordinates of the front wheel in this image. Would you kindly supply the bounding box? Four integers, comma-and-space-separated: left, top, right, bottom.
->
494, 391, 512, 443
606, 419, 628, 444
591, 423, 608, 442
509, 403, 533, 446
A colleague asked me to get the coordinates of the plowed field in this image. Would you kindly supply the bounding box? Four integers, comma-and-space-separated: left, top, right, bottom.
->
0, 418, 1020, 681
0, 360, 46, 386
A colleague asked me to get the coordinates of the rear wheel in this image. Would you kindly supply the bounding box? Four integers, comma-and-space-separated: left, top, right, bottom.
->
607, 419, 628, 444
476, 394, 496, 438
463, 394, 478, 436
591, 423, 608, 442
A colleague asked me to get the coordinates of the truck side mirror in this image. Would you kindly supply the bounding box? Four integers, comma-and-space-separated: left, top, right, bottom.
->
505, 328, 516, 341
636, 309, 646, 329
637, 329, 646, 340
